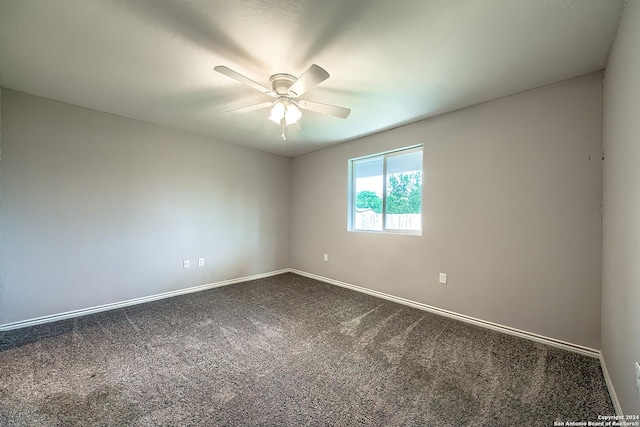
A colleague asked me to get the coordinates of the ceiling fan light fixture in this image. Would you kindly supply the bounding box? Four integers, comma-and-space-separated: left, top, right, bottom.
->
268, 101, 285, 124
285, 103, 301, 125
268, 99, 302, 125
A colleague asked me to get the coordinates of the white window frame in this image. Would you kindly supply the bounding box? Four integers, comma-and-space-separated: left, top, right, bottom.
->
348, 144, 423, 235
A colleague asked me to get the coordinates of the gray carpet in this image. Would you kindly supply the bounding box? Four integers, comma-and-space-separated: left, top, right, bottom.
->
0, 273, 614, 426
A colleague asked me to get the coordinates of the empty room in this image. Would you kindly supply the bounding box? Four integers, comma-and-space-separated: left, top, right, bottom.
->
1, 0, 639, 425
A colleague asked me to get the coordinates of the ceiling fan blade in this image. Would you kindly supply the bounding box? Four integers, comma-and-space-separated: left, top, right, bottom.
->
298, 100, 351, 119
227, 101, 273, 113
288, 64, 330, 97
214, 66, 274, 96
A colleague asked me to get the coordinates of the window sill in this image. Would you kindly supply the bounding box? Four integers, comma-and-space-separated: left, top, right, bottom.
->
347, 229, 422, 236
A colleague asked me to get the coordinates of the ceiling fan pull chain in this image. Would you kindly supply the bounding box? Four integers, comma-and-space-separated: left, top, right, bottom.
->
281, 118, 286, 141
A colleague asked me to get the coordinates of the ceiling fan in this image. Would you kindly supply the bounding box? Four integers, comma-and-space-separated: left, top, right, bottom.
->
214, 64, 351, 140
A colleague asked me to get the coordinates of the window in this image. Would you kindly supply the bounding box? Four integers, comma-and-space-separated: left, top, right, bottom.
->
348, 145, 423, 234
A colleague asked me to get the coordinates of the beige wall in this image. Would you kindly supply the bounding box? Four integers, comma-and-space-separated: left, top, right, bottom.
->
291, 72, 603, 349
602, 0, 640, 416
0, 89, 290, 325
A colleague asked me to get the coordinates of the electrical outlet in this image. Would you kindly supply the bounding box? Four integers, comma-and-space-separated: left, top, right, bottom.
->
183, 260, 189, 268
439, 273, 447, 285
323, 254, 328, 262
198, 258, 204, 267
635, 362, 640, 396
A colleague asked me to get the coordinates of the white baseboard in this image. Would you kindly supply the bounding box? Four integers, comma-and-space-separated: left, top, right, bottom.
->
290, 269, 601, 359
0, 269, 289, 332
600, 353, 624, 416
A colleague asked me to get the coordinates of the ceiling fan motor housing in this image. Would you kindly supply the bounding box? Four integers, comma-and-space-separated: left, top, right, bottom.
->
269, 74, 297, 96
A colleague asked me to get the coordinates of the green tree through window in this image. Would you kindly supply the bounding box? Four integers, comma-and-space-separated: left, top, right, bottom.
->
355, 190, 383, 213
386, 172, 422, 214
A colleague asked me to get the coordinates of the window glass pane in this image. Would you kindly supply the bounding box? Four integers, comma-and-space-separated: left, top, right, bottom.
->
354, 156, 383, 231
385, 150, 422, 231
349, 145, 423, 234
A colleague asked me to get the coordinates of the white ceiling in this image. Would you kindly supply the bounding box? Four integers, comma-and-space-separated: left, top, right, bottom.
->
0, 0, 625, 157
